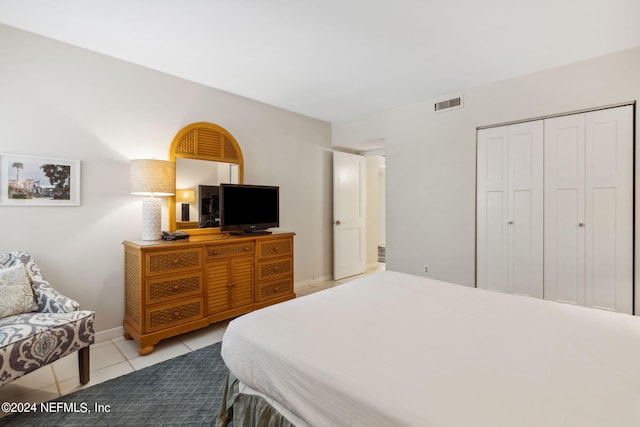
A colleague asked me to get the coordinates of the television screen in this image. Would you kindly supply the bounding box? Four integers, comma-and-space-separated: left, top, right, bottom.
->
220, 184, 279, 233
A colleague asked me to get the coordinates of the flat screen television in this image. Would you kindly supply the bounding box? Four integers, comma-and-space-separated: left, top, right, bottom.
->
220, 183, 279, 234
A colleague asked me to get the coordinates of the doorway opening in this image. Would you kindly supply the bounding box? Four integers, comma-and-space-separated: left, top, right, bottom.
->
332, 145, 386, 280
366, 154, 386, 268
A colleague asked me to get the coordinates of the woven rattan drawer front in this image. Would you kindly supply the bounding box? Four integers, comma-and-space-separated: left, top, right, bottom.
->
257, 257, 293, 281
256, 277, 293, 302
146, 273, 203, 305
145, 248, 203, 277
145, 298, 203, 332
257, 238, 292, 259
206, 243, 254, 259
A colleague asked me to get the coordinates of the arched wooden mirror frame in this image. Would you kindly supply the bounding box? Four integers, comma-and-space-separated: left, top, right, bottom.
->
167, 122, 244, 234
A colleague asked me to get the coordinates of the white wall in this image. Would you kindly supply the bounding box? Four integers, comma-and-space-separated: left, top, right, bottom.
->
0, 25, 333, 332
334, 47, 640, 307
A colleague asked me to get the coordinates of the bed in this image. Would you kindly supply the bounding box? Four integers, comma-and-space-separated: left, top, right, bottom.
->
218, 271, 640, 426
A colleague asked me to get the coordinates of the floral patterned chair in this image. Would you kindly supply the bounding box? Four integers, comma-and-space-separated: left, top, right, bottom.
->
0, 251, 95, 386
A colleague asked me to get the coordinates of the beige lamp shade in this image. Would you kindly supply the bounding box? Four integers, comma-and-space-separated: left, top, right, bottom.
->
130, 159, 175, 241
176, 189, 196, 203
129, 159, 175, 196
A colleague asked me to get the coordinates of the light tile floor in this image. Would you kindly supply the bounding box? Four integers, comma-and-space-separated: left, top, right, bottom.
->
0, 264, 384, 417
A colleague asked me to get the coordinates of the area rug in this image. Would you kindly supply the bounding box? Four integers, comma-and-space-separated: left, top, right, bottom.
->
0, 342, 227, 426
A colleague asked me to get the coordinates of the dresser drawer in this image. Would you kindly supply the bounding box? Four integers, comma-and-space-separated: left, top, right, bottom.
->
257, 257, 293, 281
257, 238, 292, 259
145, 273, 203, 305
145, 298, 203, 332
145, 248, 203, 277
256, 277, 293, 302
206, 242, 254, 259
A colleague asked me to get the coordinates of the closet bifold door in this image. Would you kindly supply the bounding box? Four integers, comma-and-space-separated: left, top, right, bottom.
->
476, 121, 543, 297
544, 106, 633, 313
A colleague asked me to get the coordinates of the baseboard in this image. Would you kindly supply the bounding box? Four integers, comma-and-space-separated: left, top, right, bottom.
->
294, 274, 332, 290
95, 326, 124, 343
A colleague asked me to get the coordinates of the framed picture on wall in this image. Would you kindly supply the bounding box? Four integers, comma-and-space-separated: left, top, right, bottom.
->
0, 153, 81, 206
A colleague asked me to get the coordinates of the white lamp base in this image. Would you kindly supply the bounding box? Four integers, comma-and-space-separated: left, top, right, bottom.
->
142, 197, 162, 240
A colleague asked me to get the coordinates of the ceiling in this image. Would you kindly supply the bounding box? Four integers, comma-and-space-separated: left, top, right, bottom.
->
0, 0, 638, 123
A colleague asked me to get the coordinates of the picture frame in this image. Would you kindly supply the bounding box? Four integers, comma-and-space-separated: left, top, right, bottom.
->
0, 153, 81, 206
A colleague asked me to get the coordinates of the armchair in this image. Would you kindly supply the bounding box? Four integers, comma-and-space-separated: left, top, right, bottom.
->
0, 251, 95, 386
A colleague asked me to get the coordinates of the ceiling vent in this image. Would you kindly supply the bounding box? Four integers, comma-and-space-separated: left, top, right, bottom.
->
433, 94, 463, 113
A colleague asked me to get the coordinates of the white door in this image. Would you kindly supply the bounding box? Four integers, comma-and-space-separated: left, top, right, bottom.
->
477, 126, 509, 292
477, 121, 543, 297
544, 114, 586, 305
585, 107, 633, 312
333, 151, 366, 280
544, 106, 633, 313
507, 122, 544, 297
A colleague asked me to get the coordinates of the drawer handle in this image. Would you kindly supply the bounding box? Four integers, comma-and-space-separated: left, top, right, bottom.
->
173, 311, 181, 318
173, 284, 180, 291
243, 247, 249, 252
273, 245, 280, 252
211, 249, 219, 255
274, 286, 279, 292
173, 258, 180, 265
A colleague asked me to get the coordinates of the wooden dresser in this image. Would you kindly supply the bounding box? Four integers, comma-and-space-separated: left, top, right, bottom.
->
123, 232, 295, 354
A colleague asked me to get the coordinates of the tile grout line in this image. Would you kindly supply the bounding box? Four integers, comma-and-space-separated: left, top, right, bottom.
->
111, 338, 139, 372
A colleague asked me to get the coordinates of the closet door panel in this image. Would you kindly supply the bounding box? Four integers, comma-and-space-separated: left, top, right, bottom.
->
545, 105, 632, 313
512, 190, 535, 295
590, 188, 617, 309
477, 121, 542, 297
544, 115, 586, 305
477, 127, 509, 292
509, 122, 543, 297
584, 106, 633, 313
483, 192, 507, 290
554, 188, 583, 303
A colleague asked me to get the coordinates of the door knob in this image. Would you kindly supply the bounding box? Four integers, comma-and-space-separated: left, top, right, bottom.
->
335, 220, 341, 225
578, 222, 585, 227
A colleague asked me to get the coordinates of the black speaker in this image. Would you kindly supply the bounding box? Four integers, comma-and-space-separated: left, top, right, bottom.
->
181, 203, 190, 222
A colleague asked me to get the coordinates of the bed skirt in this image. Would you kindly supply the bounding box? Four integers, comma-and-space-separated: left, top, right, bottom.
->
216, 372, 296, 427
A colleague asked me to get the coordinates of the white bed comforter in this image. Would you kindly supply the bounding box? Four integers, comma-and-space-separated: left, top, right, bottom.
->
221, 271, 640, 426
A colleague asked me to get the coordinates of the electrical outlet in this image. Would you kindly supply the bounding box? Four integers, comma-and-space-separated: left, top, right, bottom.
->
424, 265, 429, 274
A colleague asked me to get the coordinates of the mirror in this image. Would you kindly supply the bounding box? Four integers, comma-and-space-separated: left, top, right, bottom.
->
168, 122, 244, 234
174, 158, 239, 228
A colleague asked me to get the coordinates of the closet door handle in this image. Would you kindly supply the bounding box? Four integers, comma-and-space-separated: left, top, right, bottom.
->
578, 222, 585, 227
508, 221, 514, 225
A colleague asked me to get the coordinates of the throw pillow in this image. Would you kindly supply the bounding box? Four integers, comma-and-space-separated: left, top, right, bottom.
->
0, 264, 38, 317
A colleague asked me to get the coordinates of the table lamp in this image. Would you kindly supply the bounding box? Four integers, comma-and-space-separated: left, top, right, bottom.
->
176, 189, 195, 222
130, 159, 175, 240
